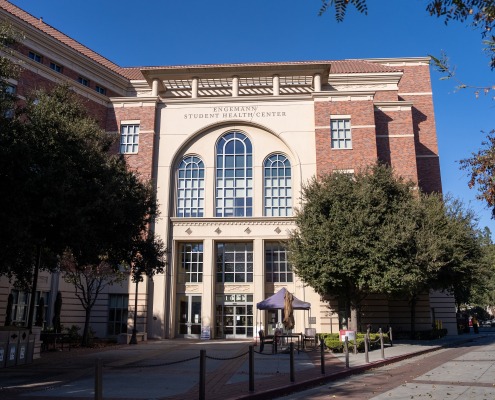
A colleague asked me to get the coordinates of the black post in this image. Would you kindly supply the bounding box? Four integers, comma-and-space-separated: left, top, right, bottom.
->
320, 336, 325, 374
379, 328, 385, 359
344, 337, 349, 368
27, 244, 42, 333
289, 342, 295, 382
199, 349, 206, 400
94, 358, 102, 400
249, 345, 254, 392
364, 331, 369, 363
129, 279, 139, 345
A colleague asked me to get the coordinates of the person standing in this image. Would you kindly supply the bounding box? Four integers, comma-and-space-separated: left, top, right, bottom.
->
472, 315, 479, 334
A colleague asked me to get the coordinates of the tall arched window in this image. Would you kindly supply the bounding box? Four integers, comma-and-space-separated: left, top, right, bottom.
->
264, 153, 292, 216
216, 132, 252, 217
177, 156, 205, 217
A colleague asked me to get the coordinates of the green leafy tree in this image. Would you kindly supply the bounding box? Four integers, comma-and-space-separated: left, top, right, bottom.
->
288, 164, 414, 331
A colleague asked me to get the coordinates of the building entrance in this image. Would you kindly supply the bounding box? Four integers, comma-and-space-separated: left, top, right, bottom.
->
216, 294, 253, 339
177, 294, 202, 338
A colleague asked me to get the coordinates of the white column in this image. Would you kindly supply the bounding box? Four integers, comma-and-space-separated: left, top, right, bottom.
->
232, 75, 239, 97
272, 74, 280, 96
152, 79, 159, 96
191, 77, 199, 98
313, 73, 321, 92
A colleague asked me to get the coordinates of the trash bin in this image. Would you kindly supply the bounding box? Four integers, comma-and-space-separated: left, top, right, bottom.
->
26, 333, 36, 363
5, 330, 19, 367
0, 330, 9, 368
16, 329, 29, 365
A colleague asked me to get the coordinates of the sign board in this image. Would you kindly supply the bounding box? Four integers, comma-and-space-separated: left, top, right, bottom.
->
200, 326, 210, 340
308, 317, 316, 324
339, 330, 356, 342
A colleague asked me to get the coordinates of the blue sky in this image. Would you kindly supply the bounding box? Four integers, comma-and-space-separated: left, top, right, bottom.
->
10, 0, 495, 235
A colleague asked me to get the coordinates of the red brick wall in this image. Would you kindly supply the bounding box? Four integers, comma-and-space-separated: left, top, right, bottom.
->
16, 43, 119, 97
17, 68, 109, 129
375, 108, 418, 183
398, 64, 441, 193
314, 100, 377, 175
107, 105, 157, 180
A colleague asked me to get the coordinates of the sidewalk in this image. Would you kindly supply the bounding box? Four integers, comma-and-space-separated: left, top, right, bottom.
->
0, 333, 486, 400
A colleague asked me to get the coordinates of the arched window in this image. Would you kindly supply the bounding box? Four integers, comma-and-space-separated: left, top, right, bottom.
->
215, 132, 252, 217
263, 153, 292, 216
177, 156, 205, 217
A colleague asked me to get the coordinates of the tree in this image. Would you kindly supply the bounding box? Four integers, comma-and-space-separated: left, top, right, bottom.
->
288, 163, 415, 331
60, 251, 126, 346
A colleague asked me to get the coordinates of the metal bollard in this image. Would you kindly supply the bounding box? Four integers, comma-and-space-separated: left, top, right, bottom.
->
364, 331, 369, 364
379, 328, 385, 359
249, 345, 254, 392
94, 358, 102, 400
344, 337, 349, 368
289, 342, 295, 382
389, 327, 393, 347
199, 349, 206, 400
320, 336, 325, 375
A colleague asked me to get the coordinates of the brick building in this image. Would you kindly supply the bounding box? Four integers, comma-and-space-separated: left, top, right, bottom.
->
0, 0, 456, 342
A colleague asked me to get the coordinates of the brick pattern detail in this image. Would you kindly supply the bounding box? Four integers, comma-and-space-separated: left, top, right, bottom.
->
18, 68, 109, 129
315, 100, 378, 175
375, 109, 418, 184
107, 106, 157, 180
399, 65, 441, 193
16, 44, 118, 96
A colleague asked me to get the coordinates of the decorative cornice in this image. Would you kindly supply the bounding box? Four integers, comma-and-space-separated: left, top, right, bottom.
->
171, 217, 295, 227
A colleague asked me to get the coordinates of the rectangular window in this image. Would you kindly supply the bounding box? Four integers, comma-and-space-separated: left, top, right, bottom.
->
3, 84, 16, 118
95, 85, 106, 95
9, 290, 49, 327
50, 62, 63, 73
120, 124, 140, 154
331, 119, 352, 149
178, 243, 203, 283
108, 294, 129, 336
216, 242, 253, 283
265, 243, 293, 283
78, 76, 90, 87
28, 51, 42, 63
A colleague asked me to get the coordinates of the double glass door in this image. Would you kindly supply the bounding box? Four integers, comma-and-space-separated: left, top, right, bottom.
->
177, 295, 202, 337
216, 294, 253, 339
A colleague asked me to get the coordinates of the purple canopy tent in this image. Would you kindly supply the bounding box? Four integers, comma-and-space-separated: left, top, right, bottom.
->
255, 288, 311, 339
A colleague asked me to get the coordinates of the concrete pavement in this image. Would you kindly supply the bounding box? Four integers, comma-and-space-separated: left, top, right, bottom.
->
0, 331, 491, 400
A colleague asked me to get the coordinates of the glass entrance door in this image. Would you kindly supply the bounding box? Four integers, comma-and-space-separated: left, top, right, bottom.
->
177, 294, 202, 338
216, 294, 253, 339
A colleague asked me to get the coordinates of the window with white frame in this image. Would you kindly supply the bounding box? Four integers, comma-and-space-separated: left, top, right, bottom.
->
28, 51, 42, 63
264, 153, 292, 216
50, 62, 62, 73
108, 294, 129, 336
216, 243, 253, 283
177, 156, 205, 217
95, 85, 106, 95
78, 76, 90, 87
178, 243, 203, 283
215, 131, 253, 217
120, 124, 140, 154
265, 243, 293, 283
331, 119, 352, 149
11, 289, 29, 326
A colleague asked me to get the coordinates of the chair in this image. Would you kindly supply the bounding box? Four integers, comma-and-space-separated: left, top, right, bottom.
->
303, 328, 317, 350
258, 330, 274, 353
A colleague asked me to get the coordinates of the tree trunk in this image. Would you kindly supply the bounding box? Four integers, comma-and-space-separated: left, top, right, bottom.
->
350, 306, 358, 331
409, 294, 417, 339
81, 307, 92, 347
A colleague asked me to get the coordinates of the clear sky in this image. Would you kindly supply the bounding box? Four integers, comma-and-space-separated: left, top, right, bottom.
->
9, 0, 495, 235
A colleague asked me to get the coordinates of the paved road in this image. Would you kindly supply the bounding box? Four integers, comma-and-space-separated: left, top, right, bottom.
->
275, 334, 495, 400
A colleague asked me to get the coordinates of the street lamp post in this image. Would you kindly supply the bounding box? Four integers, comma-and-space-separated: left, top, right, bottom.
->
129, 278, 139, 345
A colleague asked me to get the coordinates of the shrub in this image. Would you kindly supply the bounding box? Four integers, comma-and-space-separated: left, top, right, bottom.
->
319, 332, 390, 353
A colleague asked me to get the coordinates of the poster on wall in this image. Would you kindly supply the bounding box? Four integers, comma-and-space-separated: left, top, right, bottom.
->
201, 326, 210, 340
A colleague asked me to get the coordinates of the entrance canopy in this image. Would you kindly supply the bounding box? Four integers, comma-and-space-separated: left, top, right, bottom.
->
256, 287, 310, 310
